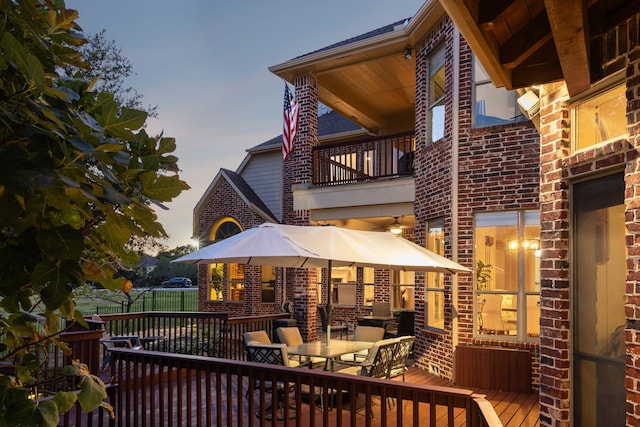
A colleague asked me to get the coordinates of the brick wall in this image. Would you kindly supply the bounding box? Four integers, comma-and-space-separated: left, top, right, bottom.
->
285, 75, 320, 341
413, 17, 541, 381
627, 43, 640, 425
196, 177, 277, 316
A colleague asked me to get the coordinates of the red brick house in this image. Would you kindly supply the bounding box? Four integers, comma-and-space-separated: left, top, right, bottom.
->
196, 0, 544, 396
441, 1, 640, 425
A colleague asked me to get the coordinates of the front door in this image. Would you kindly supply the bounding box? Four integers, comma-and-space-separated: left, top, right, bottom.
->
573, 172, 626, 426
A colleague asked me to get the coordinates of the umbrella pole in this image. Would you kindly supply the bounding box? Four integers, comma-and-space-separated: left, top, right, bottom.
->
326, 260, 332, 346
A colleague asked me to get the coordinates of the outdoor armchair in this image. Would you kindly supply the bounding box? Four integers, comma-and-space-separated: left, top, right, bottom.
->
339, 326, 385, 363
276, 327, 324, 368
244, 341, 296, 420
388, 336, 415, 381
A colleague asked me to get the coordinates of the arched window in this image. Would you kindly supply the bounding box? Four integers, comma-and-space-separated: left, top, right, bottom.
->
208, 218, 243, 301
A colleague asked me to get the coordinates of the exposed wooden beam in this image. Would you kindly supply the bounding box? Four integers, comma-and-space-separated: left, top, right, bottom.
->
500, 12, 552, 69
440, 0, 513, 88
545, 0, 591, 96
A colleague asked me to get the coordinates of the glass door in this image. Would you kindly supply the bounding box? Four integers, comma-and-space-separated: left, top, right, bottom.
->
573, 173, 626, 426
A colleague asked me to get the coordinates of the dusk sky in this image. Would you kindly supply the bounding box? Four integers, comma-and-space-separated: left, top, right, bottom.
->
65, 1, 423, 250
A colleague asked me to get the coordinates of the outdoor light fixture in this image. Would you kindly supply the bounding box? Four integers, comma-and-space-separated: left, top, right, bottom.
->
517, 90, 540, 119
389, 217, 403, 235
403, 47, 412, 60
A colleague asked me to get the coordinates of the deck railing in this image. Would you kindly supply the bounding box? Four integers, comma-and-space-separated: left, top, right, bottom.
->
106, 347, 501, 426
312, 131, 415, 186
93, 311, 290, 358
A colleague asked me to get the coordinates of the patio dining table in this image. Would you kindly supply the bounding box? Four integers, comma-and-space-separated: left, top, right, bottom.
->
287, 339, 373, 371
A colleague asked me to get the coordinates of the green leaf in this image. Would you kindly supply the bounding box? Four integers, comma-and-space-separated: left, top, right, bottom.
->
77, 375, 107, 412
34, 399, 59, 427
97, 218, 133, 249
139, 172, 188, 201
52, 391, 78, 413
36, 226, 84, 260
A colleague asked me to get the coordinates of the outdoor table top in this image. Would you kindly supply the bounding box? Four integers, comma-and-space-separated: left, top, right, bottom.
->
356, 315, 396, 321
287, 340, 373, 371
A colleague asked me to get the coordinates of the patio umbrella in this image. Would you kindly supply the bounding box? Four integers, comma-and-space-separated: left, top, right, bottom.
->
173, 222, 469, 343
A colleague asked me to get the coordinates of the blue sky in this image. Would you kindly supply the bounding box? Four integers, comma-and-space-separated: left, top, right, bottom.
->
65, 0, 423, 249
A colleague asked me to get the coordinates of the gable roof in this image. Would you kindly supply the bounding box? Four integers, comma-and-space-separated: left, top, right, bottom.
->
295, 19, 409, 59
193, 168, 278, 237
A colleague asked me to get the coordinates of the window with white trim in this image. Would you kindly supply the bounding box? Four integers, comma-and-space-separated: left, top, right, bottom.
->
425, 218, 445, 331
427, 45, 445, 144
474, 210, 540, 340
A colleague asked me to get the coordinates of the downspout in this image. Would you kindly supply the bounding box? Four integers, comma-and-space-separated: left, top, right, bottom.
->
451, 28, 461, 358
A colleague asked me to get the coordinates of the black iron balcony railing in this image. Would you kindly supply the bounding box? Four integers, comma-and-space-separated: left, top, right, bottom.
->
312, 131, 415, 186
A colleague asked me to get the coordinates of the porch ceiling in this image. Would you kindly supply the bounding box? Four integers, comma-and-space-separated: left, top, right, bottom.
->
269, 1, 447, 134
441, 0, 640, 97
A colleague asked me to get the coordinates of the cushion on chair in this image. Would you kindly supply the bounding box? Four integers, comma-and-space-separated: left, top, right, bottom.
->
243, 330, 271, 345
353, 326, 385, 342
276, 327, 303, 346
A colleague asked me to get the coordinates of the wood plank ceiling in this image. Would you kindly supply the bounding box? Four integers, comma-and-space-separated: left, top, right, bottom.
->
441, 0, 640, 97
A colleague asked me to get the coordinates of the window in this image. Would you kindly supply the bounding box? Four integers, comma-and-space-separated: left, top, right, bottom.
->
392, 271, 415, 311
229, 263, 244, 301
425, 218, 445, 331
473, 56, 526, 127
330, 266, 356, 305
427, 45, 445, 144
208, 217, 243, 301
210, 263, 224, 301
573, 83, 627, 151
363, 267, 375, 307
261, 266, 276, 303
474, 210, 540, 340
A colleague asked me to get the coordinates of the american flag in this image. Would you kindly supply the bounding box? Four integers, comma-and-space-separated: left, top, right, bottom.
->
282, 83, 299, 160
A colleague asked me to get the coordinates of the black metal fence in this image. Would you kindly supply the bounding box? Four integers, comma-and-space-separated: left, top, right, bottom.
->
94, 289, 198, 315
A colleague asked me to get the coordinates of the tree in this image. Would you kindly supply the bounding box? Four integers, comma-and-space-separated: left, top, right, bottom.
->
63, 29, 158, 117
0, 1, 189, 424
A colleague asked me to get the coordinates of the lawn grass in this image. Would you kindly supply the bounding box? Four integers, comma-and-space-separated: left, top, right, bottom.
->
73, 287, 198, 315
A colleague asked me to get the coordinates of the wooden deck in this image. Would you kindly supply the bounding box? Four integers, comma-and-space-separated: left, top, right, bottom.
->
97, 358, 539, 426
403, 366, 540, 427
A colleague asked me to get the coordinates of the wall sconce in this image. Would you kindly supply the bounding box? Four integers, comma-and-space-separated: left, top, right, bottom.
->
403, 47, 412, 60
388, 216, 403, 235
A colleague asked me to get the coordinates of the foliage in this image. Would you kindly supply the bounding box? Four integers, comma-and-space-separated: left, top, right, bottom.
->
475, 260, 492, 290
150, 245, 197, 286
62, 29, 158, 117
0, 1, 189, 425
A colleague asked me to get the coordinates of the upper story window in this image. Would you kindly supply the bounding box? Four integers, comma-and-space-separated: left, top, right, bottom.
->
573, 83, 627, 151
427, 45, 445, 144
474, 210, 540, 340
473, 56, 526, 128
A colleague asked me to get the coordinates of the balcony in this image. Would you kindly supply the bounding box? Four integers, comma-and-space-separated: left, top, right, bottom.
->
295, 132, 416, 221
312, 131, 415, 186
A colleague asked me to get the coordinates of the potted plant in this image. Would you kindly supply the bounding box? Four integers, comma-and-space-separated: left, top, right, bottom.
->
476, 260, 492, 290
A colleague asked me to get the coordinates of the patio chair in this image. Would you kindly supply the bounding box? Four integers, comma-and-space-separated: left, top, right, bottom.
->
92, 314, 143, 371
388, 336, 415, 381
339, 326, 385, 363
336, 337, 399, 415
384, 310, 415, 339
318, 305, 348, 339
372, 302, 391, 317
276, 327, 324, 368
244, 341, 296, 420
